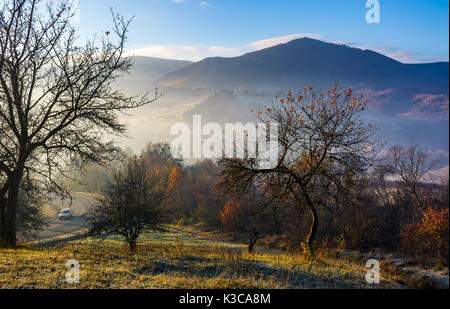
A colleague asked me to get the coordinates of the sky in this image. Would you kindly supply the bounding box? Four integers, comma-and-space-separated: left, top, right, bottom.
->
74, 0, 449, 63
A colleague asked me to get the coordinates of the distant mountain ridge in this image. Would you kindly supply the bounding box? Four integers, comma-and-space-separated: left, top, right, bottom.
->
116, 56, 193, 90
156, 38, 449, 92
116, 39, 448, 174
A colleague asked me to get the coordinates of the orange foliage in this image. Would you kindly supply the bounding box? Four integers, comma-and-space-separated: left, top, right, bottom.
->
417, 207, 449, 245
220, 200, 250, 232
167, 166, 182, 193
400, 206, 449, 262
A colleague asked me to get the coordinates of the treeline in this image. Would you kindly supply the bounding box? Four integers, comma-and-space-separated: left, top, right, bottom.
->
75, 142, 448, 264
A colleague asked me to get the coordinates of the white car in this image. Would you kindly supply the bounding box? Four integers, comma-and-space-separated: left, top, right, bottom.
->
58, 208, 73, 220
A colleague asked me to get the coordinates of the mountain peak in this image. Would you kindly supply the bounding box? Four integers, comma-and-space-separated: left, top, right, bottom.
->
157, 37, 449, 92
285, 37, 329, 45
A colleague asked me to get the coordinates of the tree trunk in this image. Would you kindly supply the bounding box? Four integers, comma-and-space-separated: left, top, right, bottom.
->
305, 206, 318, 256
248, 230, 258, 253
0, 197, 5, 246
0, 182, 8, 245
301, 193, 319, 259
2, 174, 21, 248
127, 238, 137, 252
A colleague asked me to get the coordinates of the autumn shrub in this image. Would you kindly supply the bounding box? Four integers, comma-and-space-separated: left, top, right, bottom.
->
401, 207, 449, 265
417, 207, 449, 243
220, 200, 249, 233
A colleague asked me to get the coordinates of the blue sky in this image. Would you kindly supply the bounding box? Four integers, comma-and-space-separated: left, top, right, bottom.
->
75, 0, 449, 62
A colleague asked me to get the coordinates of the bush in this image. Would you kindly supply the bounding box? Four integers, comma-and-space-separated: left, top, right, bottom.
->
88, 156, 169, 251
417, 207, 449, 243
401, 207, 449, 265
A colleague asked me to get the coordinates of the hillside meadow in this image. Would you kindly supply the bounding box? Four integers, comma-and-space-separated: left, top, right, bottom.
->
0, 225, 443, 289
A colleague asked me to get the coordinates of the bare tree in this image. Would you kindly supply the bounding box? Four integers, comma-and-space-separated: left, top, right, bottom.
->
88, 155, 169, 252
218, 85, 377, 258
385, 143, 434, 210
0, 0, 158, 247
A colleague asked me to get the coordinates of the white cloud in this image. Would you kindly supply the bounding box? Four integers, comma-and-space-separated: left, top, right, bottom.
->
127, 33, 447, 63
199, 1, 208, 7
341, 44, 446, 64
171, 0, 184, 3
248, 33, 324, 50
382, 49, 445, 64
311, 40, 447, 63
127, 33, 323, 61
127, 45, 240, 61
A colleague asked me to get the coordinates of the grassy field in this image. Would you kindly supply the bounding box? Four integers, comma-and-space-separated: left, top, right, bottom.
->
0, 225, 440, 289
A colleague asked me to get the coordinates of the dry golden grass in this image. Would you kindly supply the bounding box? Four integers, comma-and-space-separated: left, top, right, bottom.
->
0, 226, 418, 289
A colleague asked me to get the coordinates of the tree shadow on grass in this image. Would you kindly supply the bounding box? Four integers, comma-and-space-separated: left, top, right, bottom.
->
134, 253, 378, 288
